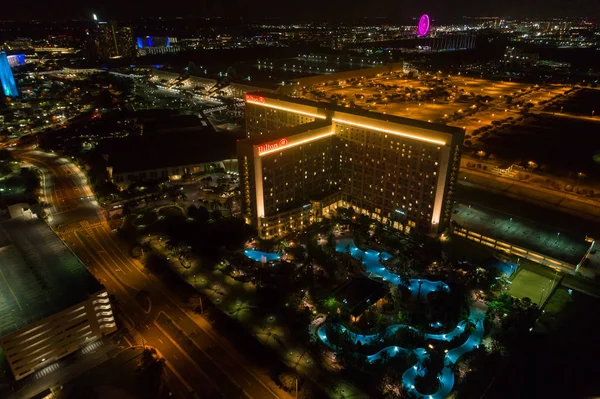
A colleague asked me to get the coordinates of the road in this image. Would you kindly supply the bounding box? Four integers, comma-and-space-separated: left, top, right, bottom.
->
16, 150, 284, 399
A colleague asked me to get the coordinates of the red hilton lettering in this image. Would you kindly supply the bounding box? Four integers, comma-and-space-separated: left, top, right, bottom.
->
246, 94, 265, 103
257, 137, 289, 154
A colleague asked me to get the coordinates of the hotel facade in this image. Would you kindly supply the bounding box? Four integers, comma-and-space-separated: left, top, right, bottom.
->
238, 92, 464, 238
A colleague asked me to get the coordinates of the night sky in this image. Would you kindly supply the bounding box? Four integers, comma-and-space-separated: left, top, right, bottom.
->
4, 0, 600, 20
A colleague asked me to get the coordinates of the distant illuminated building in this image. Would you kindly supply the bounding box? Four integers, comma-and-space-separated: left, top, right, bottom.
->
6, 54, 26, 68
136, 36, 173, 48
238, 92, 464, 238
3, 38, 32, 51
92, 20, 136, 60
136, 36, 178, 56
0, 52, 18, 97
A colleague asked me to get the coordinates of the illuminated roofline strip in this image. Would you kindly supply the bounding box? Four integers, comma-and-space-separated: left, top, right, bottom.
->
247, 100, 327, 120
332, 118, 446, 145
258, 132, 335, 156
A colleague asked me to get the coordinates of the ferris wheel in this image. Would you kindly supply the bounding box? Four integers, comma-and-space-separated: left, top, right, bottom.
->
417, 14, 430, 36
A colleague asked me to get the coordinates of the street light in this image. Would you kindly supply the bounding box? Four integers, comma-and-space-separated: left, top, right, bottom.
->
539, 287, 546, 305
575, 172, 586, 193
193, 275, 203, 314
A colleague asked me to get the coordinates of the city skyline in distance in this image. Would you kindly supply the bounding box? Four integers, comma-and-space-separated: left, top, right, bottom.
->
3, 0, 599, 21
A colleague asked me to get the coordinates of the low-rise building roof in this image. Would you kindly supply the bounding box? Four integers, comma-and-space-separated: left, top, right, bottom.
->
0, 217, 103, 338
334, 275, 387, 317
105, 129, 239, 175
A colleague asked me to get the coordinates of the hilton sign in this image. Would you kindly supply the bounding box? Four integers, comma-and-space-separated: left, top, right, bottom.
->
257, 138, 288, 154
245, 94, 265, 103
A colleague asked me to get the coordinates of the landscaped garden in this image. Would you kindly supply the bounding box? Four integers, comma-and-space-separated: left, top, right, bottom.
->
316, 237, 484, 398
118, 201, 547, 398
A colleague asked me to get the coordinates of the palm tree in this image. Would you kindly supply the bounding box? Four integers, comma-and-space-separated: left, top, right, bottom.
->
325, 231, 336, 254
223, 196, 234, 215
166, 239, 179, 255
399, 272, 411, 288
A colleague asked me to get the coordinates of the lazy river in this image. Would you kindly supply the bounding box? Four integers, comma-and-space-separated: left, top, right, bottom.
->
336, 238, 449, 298
317, 239, 486, 398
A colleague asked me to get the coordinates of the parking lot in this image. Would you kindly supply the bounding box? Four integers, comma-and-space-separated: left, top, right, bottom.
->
452, 202, 590, 266
300, 72, 570, 133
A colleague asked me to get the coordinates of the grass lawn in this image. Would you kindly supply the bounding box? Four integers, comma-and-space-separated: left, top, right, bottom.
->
509, 268, 555, 304
158, 206, 184, 218
517, 257, 562, 280
537, 287, 574, 333
133, 211, 158, 227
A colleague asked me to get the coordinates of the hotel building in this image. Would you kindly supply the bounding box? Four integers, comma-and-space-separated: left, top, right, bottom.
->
238, 92, 464, 238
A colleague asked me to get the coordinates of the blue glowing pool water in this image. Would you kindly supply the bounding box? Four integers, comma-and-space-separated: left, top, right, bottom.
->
243, 249, 280, 263
318, 306, 486, 399
336, 238, 449, 298
320, 238, 485, 398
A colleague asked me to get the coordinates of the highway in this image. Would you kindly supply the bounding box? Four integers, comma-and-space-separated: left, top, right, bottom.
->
17, 150, 284, 399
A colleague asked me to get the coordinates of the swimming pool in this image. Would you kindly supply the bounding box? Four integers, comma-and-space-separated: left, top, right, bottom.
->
322, 238, 484, 398
318, 305, 486, 399
336, 238, 449, 298
243, 249, 280, 263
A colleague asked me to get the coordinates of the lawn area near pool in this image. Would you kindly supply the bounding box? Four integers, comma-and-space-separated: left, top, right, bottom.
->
133, 211, 158, 227
158, 206, 184, 218
509, 268, 555, 304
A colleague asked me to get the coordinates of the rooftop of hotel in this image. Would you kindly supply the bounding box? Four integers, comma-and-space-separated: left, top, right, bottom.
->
247, 90, 465, 139
0, 217, 103, 338
240, 120, 332, 147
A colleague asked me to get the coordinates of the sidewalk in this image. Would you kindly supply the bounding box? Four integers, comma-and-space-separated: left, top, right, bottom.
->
145, 237, 368, 398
